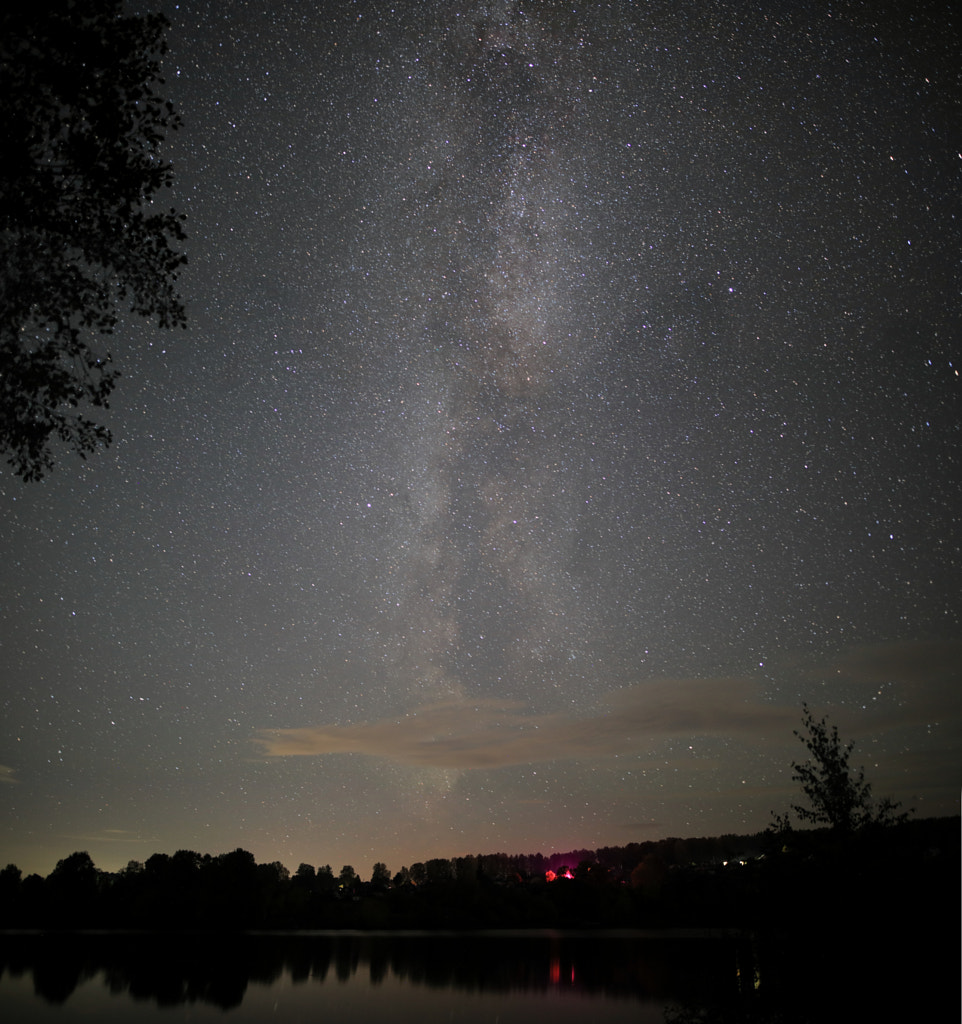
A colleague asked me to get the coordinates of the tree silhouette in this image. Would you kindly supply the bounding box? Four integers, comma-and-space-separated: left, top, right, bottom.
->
294, 862, 316, 884
47, 850, 100, 925
315, 864, 336, 896
777, 702, 908, 834
0, 1, 186, 481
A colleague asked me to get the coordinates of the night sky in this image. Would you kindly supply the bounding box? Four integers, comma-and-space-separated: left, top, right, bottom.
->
2, 0, 960, 879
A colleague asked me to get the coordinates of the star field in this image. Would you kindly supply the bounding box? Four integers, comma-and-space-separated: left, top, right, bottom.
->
1, 0, 959, 877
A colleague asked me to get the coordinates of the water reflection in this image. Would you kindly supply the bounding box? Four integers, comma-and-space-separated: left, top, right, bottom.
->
0, 927, 933, 1022
1, 931, 743, 1015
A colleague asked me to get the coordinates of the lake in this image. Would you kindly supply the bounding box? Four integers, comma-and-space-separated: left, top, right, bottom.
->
0, 927, 934, 1022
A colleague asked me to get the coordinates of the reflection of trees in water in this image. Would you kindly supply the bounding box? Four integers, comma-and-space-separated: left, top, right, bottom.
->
28, 950, 92, 1007
2, 929, 939, 1020
666, 925, 949, 1024
1, 932, 750, 1010
382, 932, 734, 999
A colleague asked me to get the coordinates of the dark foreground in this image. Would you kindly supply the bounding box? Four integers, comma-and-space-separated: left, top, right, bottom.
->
0, 817, 956, 934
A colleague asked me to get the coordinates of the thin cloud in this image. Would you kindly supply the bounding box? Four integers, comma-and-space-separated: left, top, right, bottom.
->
255, 678, 796, 769
0, 764, 17, 784
830, 638, 962, 687
255, 640, 962, 771
819, 639, 962, 733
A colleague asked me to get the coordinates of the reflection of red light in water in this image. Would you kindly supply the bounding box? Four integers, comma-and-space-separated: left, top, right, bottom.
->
549, 956, 576, 985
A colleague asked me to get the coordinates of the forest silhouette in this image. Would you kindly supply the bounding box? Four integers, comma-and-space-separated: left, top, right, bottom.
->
0, 815, 955, 932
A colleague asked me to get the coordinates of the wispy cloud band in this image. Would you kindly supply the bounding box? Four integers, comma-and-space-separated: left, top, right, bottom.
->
255, 678, 793, 768
255, 640, 961, 771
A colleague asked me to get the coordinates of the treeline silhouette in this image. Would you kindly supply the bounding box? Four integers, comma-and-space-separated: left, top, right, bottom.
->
0, 816, 955, 931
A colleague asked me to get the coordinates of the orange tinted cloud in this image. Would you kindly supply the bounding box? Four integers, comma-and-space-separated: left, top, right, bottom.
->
255, 639, 962, 770
255, 677, 795, 769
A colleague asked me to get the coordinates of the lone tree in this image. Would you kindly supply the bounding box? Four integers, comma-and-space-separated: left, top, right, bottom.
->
776, 702, 908, 834
0, 1, 186, 481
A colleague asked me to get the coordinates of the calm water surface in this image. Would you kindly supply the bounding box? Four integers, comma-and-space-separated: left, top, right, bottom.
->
0, 931, 747, 1022
3, 926, 937, 1022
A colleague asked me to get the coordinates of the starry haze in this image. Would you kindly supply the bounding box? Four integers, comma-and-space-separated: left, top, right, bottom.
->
1, 0, 960, 877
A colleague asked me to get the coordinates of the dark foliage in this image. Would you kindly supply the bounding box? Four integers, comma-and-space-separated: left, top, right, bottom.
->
0, 816, 955, 932
0, 1, 186, 480
773, 702, 909, 835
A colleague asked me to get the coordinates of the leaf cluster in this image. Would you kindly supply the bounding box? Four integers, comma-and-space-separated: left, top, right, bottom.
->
780, 702, 908, 834
0, 1, 186, 480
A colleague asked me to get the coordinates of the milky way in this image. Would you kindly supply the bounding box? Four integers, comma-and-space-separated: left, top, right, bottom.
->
1, 0, 959, 877
348, 8, 611, 710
